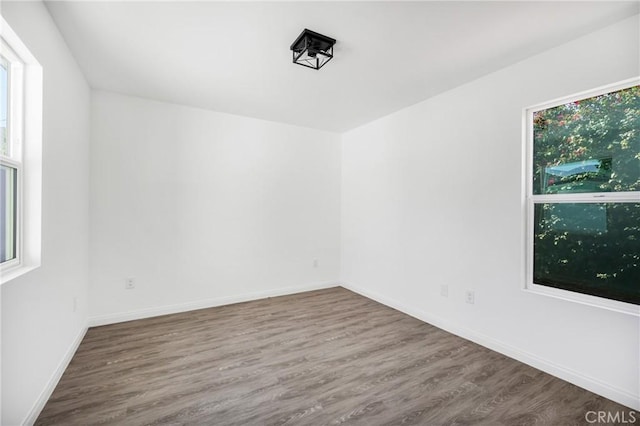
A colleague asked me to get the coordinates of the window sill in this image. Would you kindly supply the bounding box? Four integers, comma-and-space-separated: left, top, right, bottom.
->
1, 263, 39, 285
524, 283, 640, 316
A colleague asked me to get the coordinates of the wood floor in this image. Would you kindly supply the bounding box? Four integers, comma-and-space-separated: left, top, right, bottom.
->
37, 287, 631, 425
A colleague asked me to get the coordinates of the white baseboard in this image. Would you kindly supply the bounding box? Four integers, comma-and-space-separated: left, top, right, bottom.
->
23, 325, 88, 426
340, 281, 640, 411
89, 281, 339, 327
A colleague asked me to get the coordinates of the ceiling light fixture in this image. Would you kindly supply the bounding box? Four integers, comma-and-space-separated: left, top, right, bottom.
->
290, 29, 336, 70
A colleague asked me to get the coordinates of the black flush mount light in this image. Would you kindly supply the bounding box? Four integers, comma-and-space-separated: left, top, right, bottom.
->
290, 29, 336, 70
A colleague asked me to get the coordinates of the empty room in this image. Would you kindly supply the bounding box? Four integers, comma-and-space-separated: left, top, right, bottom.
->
1, 0, 639, 424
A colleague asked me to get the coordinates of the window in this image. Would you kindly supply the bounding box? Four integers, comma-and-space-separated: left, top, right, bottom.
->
524, 79, 640, 315
0, 16, 42, 283
1, 41, 23, 269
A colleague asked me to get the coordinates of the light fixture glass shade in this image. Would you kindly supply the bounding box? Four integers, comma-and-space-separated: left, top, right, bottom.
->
290, 29, 336, 70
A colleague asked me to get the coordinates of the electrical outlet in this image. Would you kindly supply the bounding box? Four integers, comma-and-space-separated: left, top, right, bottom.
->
73, 297, 78, 312
465, 290, 475, 304
125, 277, 135, 290
440, 285, 448, 297
313, 258, 319, 268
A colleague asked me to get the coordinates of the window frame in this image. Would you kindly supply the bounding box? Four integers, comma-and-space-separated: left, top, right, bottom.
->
523, 77, 640, 316
0, 15, 42, 284
1, 39, 24, 272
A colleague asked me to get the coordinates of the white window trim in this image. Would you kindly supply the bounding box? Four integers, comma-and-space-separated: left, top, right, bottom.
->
522, 77, 640, 316
0, 15, 42, 284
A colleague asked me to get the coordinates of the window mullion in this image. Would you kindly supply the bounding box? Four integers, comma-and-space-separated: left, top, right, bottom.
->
531, 192, 639, 204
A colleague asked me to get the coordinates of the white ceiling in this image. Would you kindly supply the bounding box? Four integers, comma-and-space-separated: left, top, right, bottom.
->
44, 1, 639, 132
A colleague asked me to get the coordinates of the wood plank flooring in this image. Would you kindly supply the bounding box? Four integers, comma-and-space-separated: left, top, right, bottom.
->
36, 287, 633, 425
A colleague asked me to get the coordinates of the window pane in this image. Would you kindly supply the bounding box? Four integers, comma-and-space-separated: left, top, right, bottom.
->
532, 86, 640, 194
0, 163, 16, 263
533, 202, 640, 305
0, 62, 7, 157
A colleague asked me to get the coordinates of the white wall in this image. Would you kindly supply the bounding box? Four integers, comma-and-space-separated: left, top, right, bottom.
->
89, 91, 341, 323
0, 2, 91, 425
341, 15, 640, 409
